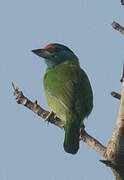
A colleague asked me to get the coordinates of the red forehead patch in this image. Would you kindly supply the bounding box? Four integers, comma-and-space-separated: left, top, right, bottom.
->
45, 44, 53, 51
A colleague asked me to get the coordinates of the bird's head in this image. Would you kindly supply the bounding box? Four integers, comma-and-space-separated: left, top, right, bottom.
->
32, 43, 78, 68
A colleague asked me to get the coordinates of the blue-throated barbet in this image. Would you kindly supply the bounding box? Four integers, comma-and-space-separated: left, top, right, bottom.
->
32, 43, 93, 154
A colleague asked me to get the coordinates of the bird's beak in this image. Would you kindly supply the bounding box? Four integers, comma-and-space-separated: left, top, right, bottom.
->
32, 49, 51, 59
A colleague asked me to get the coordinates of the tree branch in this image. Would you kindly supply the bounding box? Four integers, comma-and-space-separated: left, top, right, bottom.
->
80, 130, 106, 157
106, 78, 124, 178
12, 82, 106, 157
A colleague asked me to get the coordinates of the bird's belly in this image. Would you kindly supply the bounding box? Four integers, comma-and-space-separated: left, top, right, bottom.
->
45, 91, 67, 122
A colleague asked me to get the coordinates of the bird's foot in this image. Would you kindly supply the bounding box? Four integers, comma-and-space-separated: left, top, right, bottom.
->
79, 123, 85, 137
45, 111, 56, 123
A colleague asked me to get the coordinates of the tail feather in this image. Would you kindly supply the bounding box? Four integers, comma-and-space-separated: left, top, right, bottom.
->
63, 116, 81, 154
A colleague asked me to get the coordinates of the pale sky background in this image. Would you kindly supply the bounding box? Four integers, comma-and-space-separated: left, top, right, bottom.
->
0, 0, 124, 180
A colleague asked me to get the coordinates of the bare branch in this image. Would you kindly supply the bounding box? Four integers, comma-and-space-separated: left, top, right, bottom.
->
80, 130, 106, 157
112, 22, 124, 35
106, 79, 124, 174
12, 82, 106, 157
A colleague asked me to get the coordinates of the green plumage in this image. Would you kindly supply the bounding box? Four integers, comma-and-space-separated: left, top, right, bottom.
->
43, 59, 93, 154
32, 43, 93, 154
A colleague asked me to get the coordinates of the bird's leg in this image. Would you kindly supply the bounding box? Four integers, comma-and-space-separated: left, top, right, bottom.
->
45, 111, 56, 122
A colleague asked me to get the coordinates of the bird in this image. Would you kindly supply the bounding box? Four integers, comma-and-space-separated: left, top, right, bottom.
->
32, 43, 93, 154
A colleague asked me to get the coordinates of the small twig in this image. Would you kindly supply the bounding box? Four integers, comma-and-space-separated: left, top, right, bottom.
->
111, 91, 121, 100
112, 21, 124, 35
12, 82, 106, 157
12, 82, 16, 91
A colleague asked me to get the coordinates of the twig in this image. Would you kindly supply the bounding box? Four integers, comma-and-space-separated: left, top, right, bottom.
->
12, 82, 16, 91
112, 21, 124, 35
111, 91, 121, 100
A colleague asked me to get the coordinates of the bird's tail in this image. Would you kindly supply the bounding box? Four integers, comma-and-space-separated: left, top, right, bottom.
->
63, 114, 81, 154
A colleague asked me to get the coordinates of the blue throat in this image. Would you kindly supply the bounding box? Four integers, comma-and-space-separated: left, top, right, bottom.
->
44, 57, 78, 69
44, 50, 78, 69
